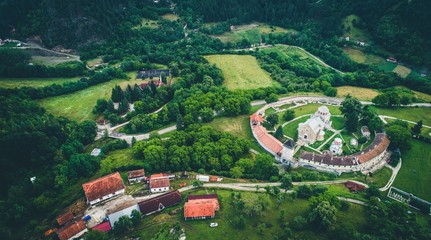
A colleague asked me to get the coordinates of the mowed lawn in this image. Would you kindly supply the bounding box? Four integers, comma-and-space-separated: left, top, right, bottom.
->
371, 106, 431, 126
38, 79, 144, 122
337, 86, 379, 101
205, 54, 280, 90
293, 103, 342, 116
393, 139, 431, 201
0, 77, 80, 88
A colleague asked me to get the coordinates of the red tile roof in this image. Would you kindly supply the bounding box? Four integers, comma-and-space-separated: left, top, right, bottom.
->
184, 202, 215, 219
187, 194, 218, 201
253, 125, 283, 154
92, 221, 112, 232
353, 133, 390, 164
128, 169, 145, 179
345, 181, 366, 192
82, 172, 125, 202
138, 190, 182, 215
188, 199, 220, 211
209, 176, 218, 182
56, 212, 74, 226
150, 178, 170, 189
57, 220, 86, 240
250, 114, 263, 123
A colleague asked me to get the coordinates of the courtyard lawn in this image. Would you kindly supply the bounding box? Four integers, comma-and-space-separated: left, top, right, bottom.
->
264, 107, 277, 116
293, 103, 342, 116
204, 54, 280, 90
129, 188, 366, 240
366, 166, 392, 188
393, 139, 431, 201
331, 116, 346, 130
371, 106, 431, 126
282, 116, 308, 139
38, 78, 145, 122
0, 77, 80, 89
336, 86, 379, 101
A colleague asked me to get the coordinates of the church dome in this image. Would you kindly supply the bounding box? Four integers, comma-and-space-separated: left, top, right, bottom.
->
317, 106, 330, 114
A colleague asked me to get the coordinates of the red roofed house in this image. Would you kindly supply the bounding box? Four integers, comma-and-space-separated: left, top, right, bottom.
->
56, 212, 74, 226
57, 220, 88, 240
184, 194, 219, 220
150, 173, 175, 181
345, 181, 366, 192
128, 169, 146, 184
92, 221, 112, 232
82, 172, 125, 206
250, 114, 263, 126
138, 190, 182, 215
150, 178, 170, 193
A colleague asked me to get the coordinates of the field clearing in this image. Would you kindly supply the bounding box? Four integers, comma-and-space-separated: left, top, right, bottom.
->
214, 22, 292, 43
371, 106, 431, 126
392, 65, 412, 78
133, 18, 159, 29
204, 54, 280, 90
131, 188, 366, 240
38, 78, 145, 121
161, 14, 179, 21
394, 86, 431, 103
22, 48, 81, 66
293, 103, 342, 116
343, 48, 366, 63
336, 86, 379, 101
0, 77, 81, 89
342, 15, 370, 42
367, 167, 392, 188
86, 57, 103, 68
98, 148, 144, 177
393, 139, 431, 201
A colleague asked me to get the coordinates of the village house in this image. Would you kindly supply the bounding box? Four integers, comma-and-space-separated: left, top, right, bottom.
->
195, 174, 210, 182
184, 194, 220, 220
137, 69, 170, 79
56, 220, 87, 240
56, 212, 74, 227
127, 169, 146, 184
150, 173, 175, 181
149, 178, 170, 193
386, 57, 397, 63
138, 190, 182, 215
82, 172, 125, 206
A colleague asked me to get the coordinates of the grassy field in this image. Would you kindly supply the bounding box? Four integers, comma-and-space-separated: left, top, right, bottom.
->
342, 15, 370, 42
38, 78, 144, 121
393, 65, 412, 78
367, 167, 392, 188
0, 77, 81, 89
336, 86, 379, 101
162, 14, 179, 21
394, 86, 431, 103
132, 18, 159, 29
371, 106, 431, 126
342, 48, 366, 63
129, 188, 366, 240
283, 116, 308, 139
393, 139, 431, 201
204, 54, 280, 90
98, 148, 144, 177
213, 22, 292, 43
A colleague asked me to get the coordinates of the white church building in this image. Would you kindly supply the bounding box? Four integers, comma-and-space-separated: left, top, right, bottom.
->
298, 106, 332, 144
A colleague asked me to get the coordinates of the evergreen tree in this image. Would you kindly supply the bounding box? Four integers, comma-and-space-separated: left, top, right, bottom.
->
411, 120, 423, 135
124, 84, 132, 102
107, 99, 116, 113
111, 85, 123, 102
132, 84, 143, 101
274, 126, 284, 140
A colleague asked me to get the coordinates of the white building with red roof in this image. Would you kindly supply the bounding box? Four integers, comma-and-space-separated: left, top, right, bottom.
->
149, 178, 170, 193
82, 172, 125, 206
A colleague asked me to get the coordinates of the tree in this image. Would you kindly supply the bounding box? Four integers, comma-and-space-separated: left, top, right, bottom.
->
291, 216, 308, 230
411, 120, 423, 135
280, 174, 293, 190
324, 87, 337, 97
340, 95, 362, 132
308, 201, 337, 229
266, 113, 279, 127
230, 166, 244, 178
282, 109, 295, 121
365, 185, 381, 199
113, 215, 132, 235
130, 209, 142, 226
111, 85, 123, 102
93, 99, 108, 114
160, 72, 167, 84
265, 93, 278, 103
274, 126, 284, 140
386, 124, 411, 151
254, 154, 278, 180
192, 180, 203, 188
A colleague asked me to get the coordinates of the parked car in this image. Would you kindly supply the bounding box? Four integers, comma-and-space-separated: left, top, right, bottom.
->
210, 223, 218, 228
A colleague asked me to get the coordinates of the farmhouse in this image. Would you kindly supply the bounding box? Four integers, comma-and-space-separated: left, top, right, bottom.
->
127, 169, 146, 184
137, 69, 170, 79
386, 57, 397, 63
56, 212, 74, 226
149, 178, 170, 193
150, 173, 175, 181
184, 194, 220, 220
298, 106, 332, 144
138, 190, 182, 215
82, 172, 125, 206
196, 174, 210, 182
56, 220, 87, 240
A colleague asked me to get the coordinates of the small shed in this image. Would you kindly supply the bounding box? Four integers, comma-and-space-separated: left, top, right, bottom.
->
196, 175, 210, 182
90, 148, 101, 156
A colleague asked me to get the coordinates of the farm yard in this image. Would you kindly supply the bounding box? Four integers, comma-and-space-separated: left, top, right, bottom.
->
0, 77, 80, 88
204, 54, 280, 90
38, 78, 145, 122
